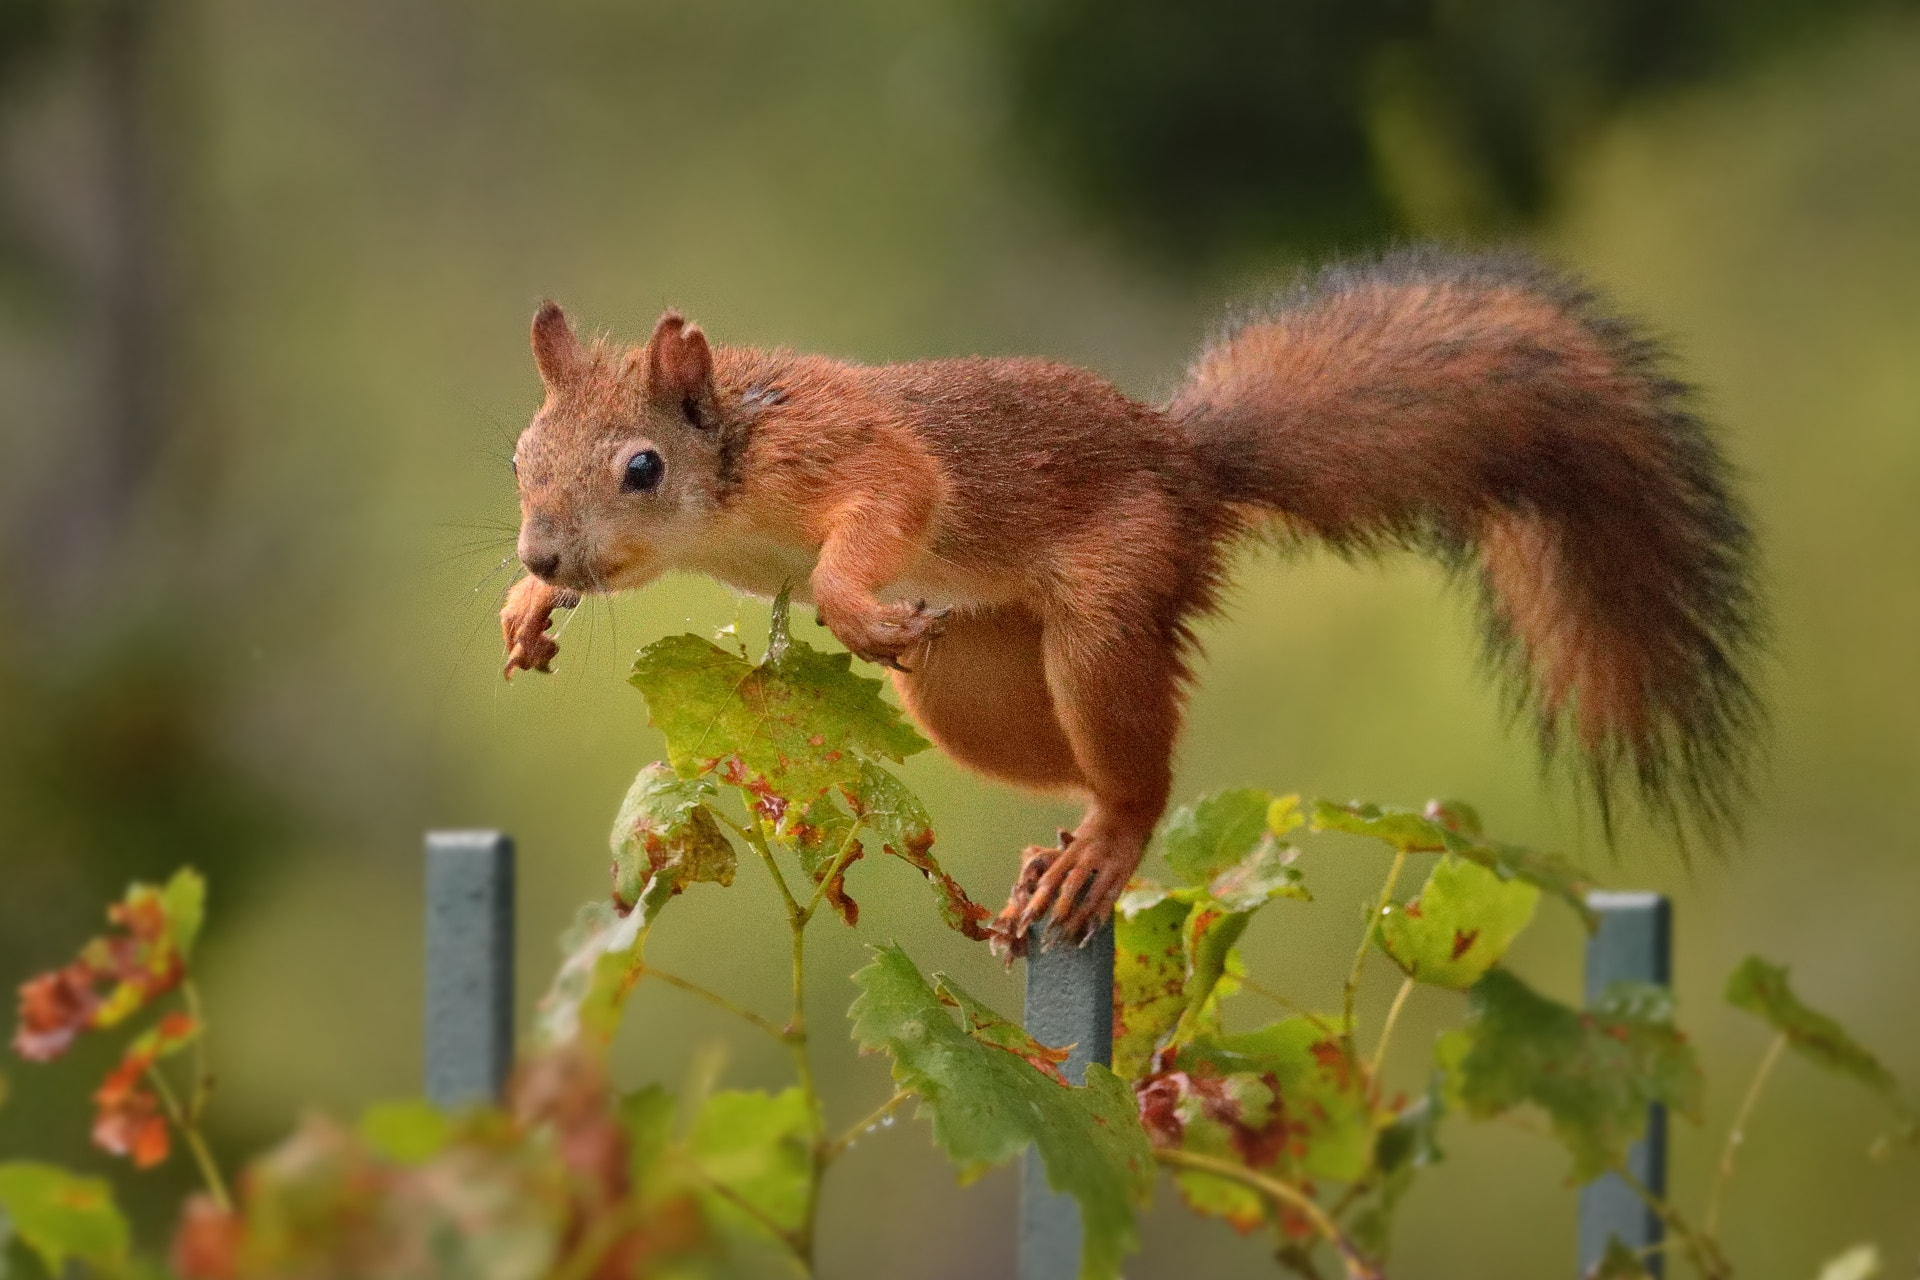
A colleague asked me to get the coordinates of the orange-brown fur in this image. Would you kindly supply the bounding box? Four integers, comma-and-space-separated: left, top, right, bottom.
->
503, 249, 1762, 942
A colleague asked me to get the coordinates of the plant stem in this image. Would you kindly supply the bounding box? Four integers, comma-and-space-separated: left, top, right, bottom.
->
1239, 978, 1338, 1034
145, 1062, 232, 1212
1343, 848, 1409, 1045
1703, 1031, 1787, 1240
1154, 1149, 1381, 1280
1368, 977, 1416, 1083
698, 1173, 810, 1259
183, 983, 212, 1123
642, 966, 789, 1041
821, 1091, 911, 1165
740, 810, 803, 920
1616, 1164, 1731, 1280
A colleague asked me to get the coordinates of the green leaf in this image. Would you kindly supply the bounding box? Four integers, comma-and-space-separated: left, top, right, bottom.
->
1375, 856, 1539, 989
1310, 798, 1599, 930
933, 974, 1073, 1083
1177, 1017, 1374, 1182
850, 944, 1153, 1280
533, 896, 666, 1049
160, 867, 207, 963
1203, 838, 1308, 913
0, 1163, 130, 1275
1445, 970, 1701, 1181
1113, 896, 1190, 1080
1350, 1079, 1446, 1258
1309, 799, 1453, 852
846, 763, 991, 939
628, 603, 928, 818
620, 1084, 679, 1189
1588, 1237, 1655, 1279
687, 1089, 812, 1243
357, 1100, 454, 1165
610, 763, 735, 910
1725, 956, 1900, 1098
1816, 1244, 1881, 1280
1161, 789, 1276, 885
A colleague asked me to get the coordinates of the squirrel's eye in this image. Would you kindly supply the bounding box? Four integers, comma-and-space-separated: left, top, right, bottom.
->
623, 449, 665, 493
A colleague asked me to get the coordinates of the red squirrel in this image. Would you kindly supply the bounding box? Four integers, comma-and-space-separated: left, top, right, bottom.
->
500, 249, 1761, 944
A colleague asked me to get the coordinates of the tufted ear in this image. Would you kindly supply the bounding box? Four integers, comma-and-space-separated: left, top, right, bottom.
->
531, 301, 582, 388
647, 310, 714, 419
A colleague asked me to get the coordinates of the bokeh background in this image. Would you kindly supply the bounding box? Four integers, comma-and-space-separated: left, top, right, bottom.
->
3, 0, 1918, 1275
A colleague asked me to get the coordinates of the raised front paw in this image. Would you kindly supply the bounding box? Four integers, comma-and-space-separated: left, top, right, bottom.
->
822, 598, 950, 670
500, 576, 579, 679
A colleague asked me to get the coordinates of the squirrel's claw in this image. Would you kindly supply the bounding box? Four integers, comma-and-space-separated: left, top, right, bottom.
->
993, 840, 1129, 955
500, 577, 574, 679
823, 596, 951, 669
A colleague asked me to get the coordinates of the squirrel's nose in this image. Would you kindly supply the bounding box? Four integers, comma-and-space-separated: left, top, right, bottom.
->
522, 548, 562, 580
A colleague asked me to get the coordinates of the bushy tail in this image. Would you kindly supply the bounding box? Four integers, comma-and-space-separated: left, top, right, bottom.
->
1171, 248, 1763, 840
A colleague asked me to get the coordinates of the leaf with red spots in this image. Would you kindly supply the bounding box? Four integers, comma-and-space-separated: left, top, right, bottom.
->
92, 1012, 201, 1168
609, 764, 735, 912
628, 590, 928, 820
844, 762, 991, 940
934, 974, 1073, 1084
1112, 894, 1189, 1080
1174, 1017, 1375, 1183
1439, 970, 1701, 1181
12, 867, 204, 1062
1374, 856, 1539, 989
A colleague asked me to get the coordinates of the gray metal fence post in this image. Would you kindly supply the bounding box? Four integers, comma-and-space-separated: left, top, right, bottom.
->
1579, 891, 1672, 1278
424, 830, 516, 1107
1019, 920, 1116, 1280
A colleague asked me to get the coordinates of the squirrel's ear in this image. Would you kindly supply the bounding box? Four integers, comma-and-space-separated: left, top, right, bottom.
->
648, 310, 714, 410
531, 301, 582, 388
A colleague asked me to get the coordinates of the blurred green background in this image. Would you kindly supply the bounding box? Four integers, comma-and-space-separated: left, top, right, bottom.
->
3, 0, 1918, 1275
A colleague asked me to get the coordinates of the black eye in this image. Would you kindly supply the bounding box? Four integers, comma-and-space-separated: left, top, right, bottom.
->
623, 449, 664, 493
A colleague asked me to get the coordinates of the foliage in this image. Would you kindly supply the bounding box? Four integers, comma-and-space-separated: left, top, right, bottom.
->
975, 0, 1900, 259
8, 597, 1914, 1279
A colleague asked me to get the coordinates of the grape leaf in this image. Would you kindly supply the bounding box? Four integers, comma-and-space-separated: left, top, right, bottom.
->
1443, 971, 1701, 1181
933, 974, 1073, 1083
1375, 856, 1539, 989
533, 894, 665, 1049
1162, 789, 1280, 884
849, 944, 1153, 1280
357, 1101, 455, 1165
1113, 896, 1190, 1080
0, 1163, 129, 1275
847, 762, 991, 940
12, 867, 206, 1061
609, 763, 735, 911
1135, 1070, 1279, 1229
1725, 956, 1900, 1098
687, 1089, 812, 1244
93, 1012, 201, 1168
628, 592, 928, 819
1175, 1017, 1374, 1182
1310, 799, 1598, 929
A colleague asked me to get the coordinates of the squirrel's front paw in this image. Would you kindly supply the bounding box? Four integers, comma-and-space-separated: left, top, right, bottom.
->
500, 576, 579, 679
823, 598, 950, 670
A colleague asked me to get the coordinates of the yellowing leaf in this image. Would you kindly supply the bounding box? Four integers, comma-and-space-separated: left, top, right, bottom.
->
0, 1162, 130, 1275
609, 763, 735, 911
687, 1089, 812, 1243
1375, 856, 1539, 988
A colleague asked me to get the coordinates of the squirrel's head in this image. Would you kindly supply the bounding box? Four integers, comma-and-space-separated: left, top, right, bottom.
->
511, 303, 732, 593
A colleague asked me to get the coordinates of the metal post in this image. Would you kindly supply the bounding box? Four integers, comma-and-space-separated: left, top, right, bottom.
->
1019, 920, 1115, 1280
1579, 891, 1672, 1277
424, 830, 516, 1107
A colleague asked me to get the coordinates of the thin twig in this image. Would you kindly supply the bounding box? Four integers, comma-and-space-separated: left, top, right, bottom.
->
1616, 1164, 1731, 1280
642, 966, 789, 1041
145, 1062, 232, 1212
1704, 1031, 1787, 1240
1239, 978, 1339, 1034
1154, 1149, 1382, 1280
822, 1091, 911, 1165
1344, 849, 1409, 1045
1369, 977, 1417, 1082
